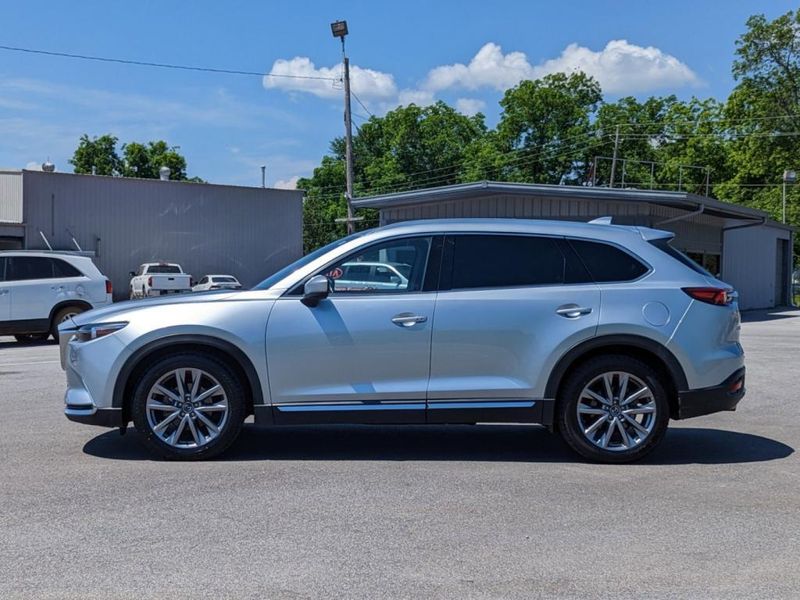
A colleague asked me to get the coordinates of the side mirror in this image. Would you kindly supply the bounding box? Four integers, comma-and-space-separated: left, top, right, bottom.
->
129, 271, 136, 278
301, 275, 330, 307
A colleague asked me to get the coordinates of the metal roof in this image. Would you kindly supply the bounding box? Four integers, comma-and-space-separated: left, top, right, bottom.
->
351, 180, 786, 226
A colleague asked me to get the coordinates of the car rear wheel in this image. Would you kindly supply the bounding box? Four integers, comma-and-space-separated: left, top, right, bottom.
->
557, 355, 670, 463
131, 353, 245, 460
52, 306, 85, 339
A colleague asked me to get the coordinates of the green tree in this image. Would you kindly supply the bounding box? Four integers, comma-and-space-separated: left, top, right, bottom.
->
70, 135, 196, 181
69, 134, 122, 175
494, 72, 602, 184
299, 102, 486, 250
122, 141, 188, 180
721, 9, 800, 230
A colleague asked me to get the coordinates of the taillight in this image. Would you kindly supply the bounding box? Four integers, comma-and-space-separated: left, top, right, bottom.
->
682, 287, 733, 306
105, 279, 113, 295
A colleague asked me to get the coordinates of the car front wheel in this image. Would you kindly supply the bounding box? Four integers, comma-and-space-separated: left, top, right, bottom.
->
131, 353, 245, 460
557, 355, 670, 463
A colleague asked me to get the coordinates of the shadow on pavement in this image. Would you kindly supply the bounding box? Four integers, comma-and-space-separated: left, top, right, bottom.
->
740, 307, 800, 323
83, 424, 793, 465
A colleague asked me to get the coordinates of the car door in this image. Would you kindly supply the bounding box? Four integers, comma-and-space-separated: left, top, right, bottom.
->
5, 256, 57, 324
427, 234, 601, 423
266, 235, 441, 424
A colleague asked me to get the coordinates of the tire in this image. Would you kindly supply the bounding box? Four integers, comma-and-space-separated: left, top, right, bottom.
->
51, 306, 86, 339
131, 352, 246, 460
557, 355, 670, 463
14, 333, 50, 344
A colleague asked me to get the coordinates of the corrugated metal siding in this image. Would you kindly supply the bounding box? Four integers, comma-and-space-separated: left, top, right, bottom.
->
22, 171, 303, 300
723, 225, 792, 310
0, 171, 23, 223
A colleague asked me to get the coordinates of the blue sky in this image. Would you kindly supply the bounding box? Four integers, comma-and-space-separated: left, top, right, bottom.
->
0, 0, 795, 187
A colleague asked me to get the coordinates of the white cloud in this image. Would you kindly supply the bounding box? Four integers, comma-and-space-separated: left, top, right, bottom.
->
535, 40, 700, 93
426, 43, 535, 92
25, 161, 43, 171
264, 56, 397, 100
423, 40, 699, 95
274, 175, 300, 190
455, 98, 486, 116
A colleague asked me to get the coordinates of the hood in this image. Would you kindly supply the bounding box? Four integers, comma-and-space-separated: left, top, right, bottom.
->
67, 289, 273, 327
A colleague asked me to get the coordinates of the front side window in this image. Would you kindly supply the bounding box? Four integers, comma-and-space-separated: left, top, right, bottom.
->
444, 235, 566, 290
323, 237, 432, 294
6, 257, 55, 281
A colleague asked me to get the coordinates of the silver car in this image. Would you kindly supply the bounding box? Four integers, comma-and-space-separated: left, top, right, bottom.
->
60, 218, 745, 463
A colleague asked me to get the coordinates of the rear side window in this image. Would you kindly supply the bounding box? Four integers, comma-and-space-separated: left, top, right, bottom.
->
0, 257, 5, 281
444, 235, 566, 290
568, 239, 648, 282
6, 257, 55, 281
52, 258, 83, 278
648, 238, 712, 276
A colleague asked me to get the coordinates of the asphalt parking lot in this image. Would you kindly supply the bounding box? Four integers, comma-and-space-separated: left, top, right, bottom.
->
0, 311, 798, 599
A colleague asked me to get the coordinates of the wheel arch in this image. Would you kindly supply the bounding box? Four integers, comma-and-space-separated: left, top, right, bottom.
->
113, 334, 263, 423
49, 300, 93, 326
545, 334, 688, 421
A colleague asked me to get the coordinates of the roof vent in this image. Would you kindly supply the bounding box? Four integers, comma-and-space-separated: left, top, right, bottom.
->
41, 160, 55, 172
159, 166, 171, 181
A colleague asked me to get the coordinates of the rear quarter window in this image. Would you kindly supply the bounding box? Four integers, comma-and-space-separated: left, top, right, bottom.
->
568, 239, 648, 283
52, 259, 83, 278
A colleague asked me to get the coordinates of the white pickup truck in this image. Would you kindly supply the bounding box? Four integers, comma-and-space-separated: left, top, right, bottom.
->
129, 262, 192, 299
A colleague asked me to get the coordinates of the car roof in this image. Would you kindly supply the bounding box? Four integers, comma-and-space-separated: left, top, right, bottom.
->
368, 218, 670, 243
203, 274, 238, 278
0, 250, 93, 261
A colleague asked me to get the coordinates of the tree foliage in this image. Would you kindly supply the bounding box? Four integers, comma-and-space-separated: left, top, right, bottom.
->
70, 135, 199, 181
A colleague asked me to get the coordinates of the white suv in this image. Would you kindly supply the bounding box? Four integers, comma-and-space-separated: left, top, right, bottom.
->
0, 252, 112, 343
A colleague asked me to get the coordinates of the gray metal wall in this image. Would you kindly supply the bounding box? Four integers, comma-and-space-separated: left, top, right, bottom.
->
22, 171, 303, 300
379, 193, 725, 255
0, 171, 23, 223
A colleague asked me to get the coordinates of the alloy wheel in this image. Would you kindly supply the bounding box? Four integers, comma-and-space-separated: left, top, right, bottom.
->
576, 371, 657, 452
145, 368, 229, 449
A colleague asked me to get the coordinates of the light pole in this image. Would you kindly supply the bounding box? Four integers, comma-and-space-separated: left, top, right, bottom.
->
782, 169, 796, 224
331, 19, 355, 234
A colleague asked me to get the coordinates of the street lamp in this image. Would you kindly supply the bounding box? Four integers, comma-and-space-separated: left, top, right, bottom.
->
783, 169, 796, 224
331, 19, 355, 234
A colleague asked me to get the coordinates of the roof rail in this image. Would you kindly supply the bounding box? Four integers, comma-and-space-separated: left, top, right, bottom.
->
588, 216, 613, 225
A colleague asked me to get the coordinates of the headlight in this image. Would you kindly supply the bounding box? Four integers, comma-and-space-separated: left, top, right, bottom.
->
75, 322, 128, 342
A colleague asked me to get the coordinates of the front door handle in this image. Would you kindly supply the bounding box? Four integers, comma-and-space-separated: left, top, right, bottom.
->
391, 313, 428, 327
556, 304, 593, 318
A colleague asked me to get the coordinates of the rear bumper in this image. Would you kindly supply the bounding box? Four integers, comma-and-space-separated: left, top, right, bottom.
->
676, 367, 745, 420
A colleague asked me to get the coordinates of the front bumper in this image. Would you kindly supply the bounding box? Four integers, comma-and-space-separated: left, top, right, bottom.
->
65, 406, 123, 427
676, 367, 746, 420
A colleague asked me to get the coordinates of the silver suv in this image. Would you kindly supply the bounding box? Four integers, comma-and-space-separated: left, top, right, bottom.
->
59, 219, 745, 463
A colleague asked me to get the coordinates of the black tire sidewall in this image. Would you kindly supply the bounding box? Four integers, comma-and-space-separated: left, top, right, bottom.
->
557, 355, 670, 463
52, 307, 85, 339
131, 353, 245, 460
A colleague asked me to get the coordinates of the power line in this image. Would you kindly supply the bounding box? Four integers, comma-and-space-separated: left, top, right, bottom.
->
351, 91, 373, 117
0, 44, 337, 81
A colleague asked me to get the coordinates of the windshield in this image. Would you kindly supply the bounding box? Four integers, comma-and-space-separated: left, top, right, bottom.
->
252, 231, 368, 290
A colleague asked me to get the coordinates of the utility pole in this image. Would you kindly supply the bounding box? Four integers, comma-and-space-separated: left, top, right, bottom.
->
609, 125, 620, 188
331, 20, 355, 234
343, 55, 355, 234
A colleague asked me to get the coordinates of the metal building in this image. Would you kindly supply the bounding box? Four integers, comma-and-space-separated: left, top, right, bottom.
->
353, 181, 794, 310
0, 169, 303, 300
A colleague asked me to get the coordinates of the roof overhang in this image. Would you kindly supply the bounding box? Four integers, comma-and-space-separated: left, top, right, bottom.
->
352, 180, 788, 227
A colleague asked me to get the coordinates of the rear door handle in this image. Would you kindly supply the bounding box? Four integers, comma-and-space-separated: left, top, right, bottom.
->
391, 313, 428, 327
556, 304, 593, 318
